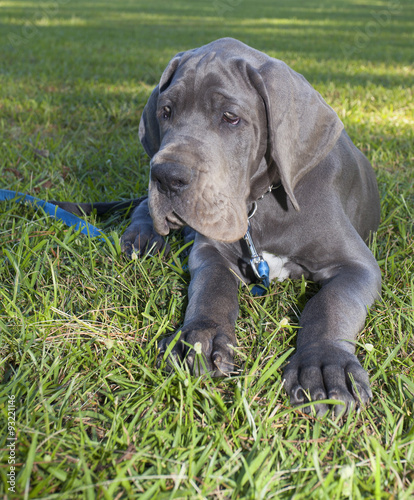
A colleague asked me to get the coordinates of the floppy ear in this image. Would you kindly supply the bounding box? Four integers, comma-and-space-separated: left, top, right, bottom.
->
138, 85, 160, 158
138, 53, 185, 158
248, 59, 344, 210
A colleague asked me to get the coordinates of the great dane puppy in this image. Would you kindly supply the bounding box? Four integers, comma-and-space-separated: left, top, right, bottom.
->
121, 38, 381, 416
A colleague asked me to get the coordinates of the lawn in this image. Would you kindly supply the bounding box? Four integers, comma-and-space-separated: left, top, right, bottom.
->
0, 0, 413, 498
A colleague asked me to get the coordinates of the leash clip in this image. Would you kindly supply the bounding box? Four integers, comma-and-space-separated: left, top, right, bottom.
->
242, 184, 277, 295
243, 223, 270, 288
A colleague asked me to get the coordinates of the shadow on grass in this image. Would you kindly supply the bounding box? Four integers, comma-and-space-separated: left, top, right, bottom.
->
1, 0, 413, 84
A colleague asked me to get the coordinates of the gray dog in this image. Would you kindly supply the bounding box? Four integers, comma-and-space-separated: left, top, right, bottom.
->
121, 38, 381, 416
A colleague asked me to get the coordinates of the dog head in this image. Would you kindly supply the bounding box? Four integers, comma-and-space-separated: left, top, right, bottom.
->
139, 38, 343, 242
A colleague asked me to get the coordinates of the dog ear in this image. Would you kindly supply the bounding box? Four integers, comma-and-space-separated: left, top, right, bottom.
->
248, 59, 344, 210
139, 54, 184, 158
138, 85, 160, 158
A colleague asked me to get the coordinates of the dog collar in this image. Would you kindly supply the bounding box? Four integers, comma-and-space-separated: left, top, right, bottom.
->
243, 185, 279, 295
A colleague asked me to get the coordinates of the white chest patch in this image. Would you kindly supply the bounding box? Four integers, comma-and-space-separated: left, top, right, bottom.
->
262, 252, 290, 282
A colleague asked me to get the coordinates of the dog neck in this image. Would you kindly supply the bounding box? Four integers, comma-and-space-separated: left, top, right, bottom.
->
247, 183, 281, 219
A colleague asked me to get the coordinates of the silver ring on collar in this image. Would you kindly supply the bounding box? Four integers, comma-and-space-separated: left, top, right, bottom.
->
247, 201, 257, 219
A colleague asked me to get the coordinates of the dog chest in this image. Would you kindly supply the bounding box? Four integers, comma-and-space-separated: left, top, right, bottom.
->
262, 252, 291, 282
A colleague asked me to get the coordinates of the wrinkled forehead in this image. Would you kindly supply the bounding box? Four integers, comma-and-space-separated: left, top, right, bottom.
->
159, 56, 257, 111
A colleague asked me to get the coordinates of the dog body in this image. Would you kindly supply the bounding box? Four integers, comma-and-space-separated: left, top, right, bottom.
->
121, 38, 381, 415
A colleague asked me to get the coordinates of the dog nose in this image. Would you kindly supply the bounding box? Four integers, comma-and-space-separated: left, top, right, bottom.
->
151, 162, 192, 194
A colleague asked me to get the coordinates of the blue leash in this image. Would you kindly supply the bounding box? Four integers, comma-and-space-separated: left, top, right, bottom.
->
0, 189, 106, 241
1, 189, 271, 296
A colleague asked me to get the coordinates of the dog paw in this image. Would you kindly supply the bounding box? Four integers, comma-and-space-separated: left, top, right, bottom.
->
157, 322, 236, 377
120, 223, 169, 258
283, 343, 372, 417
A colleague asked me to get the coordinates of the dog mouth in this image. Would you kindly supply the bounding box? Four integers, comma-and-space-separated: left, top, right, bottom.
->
166, 211, 186, 230
149, 184, 248, 242
148, 186, 188, 235
165, 205, 248, 242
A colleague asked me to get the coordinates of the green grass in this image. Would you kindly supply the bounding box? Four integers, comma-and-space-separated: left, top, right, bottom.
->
1, 0, 413, 498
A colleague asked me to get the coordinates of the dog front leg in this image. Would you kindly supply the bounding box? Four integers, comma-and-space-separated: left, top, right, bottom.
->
121, 198, 168, 257
158, 240, 240, 377
283, 259, 381, 416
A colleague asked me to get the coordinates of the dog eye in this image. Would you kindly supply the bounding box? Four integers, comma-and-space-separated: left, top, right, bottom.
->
223, 111, 240, 125
161, 106, 171, 120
